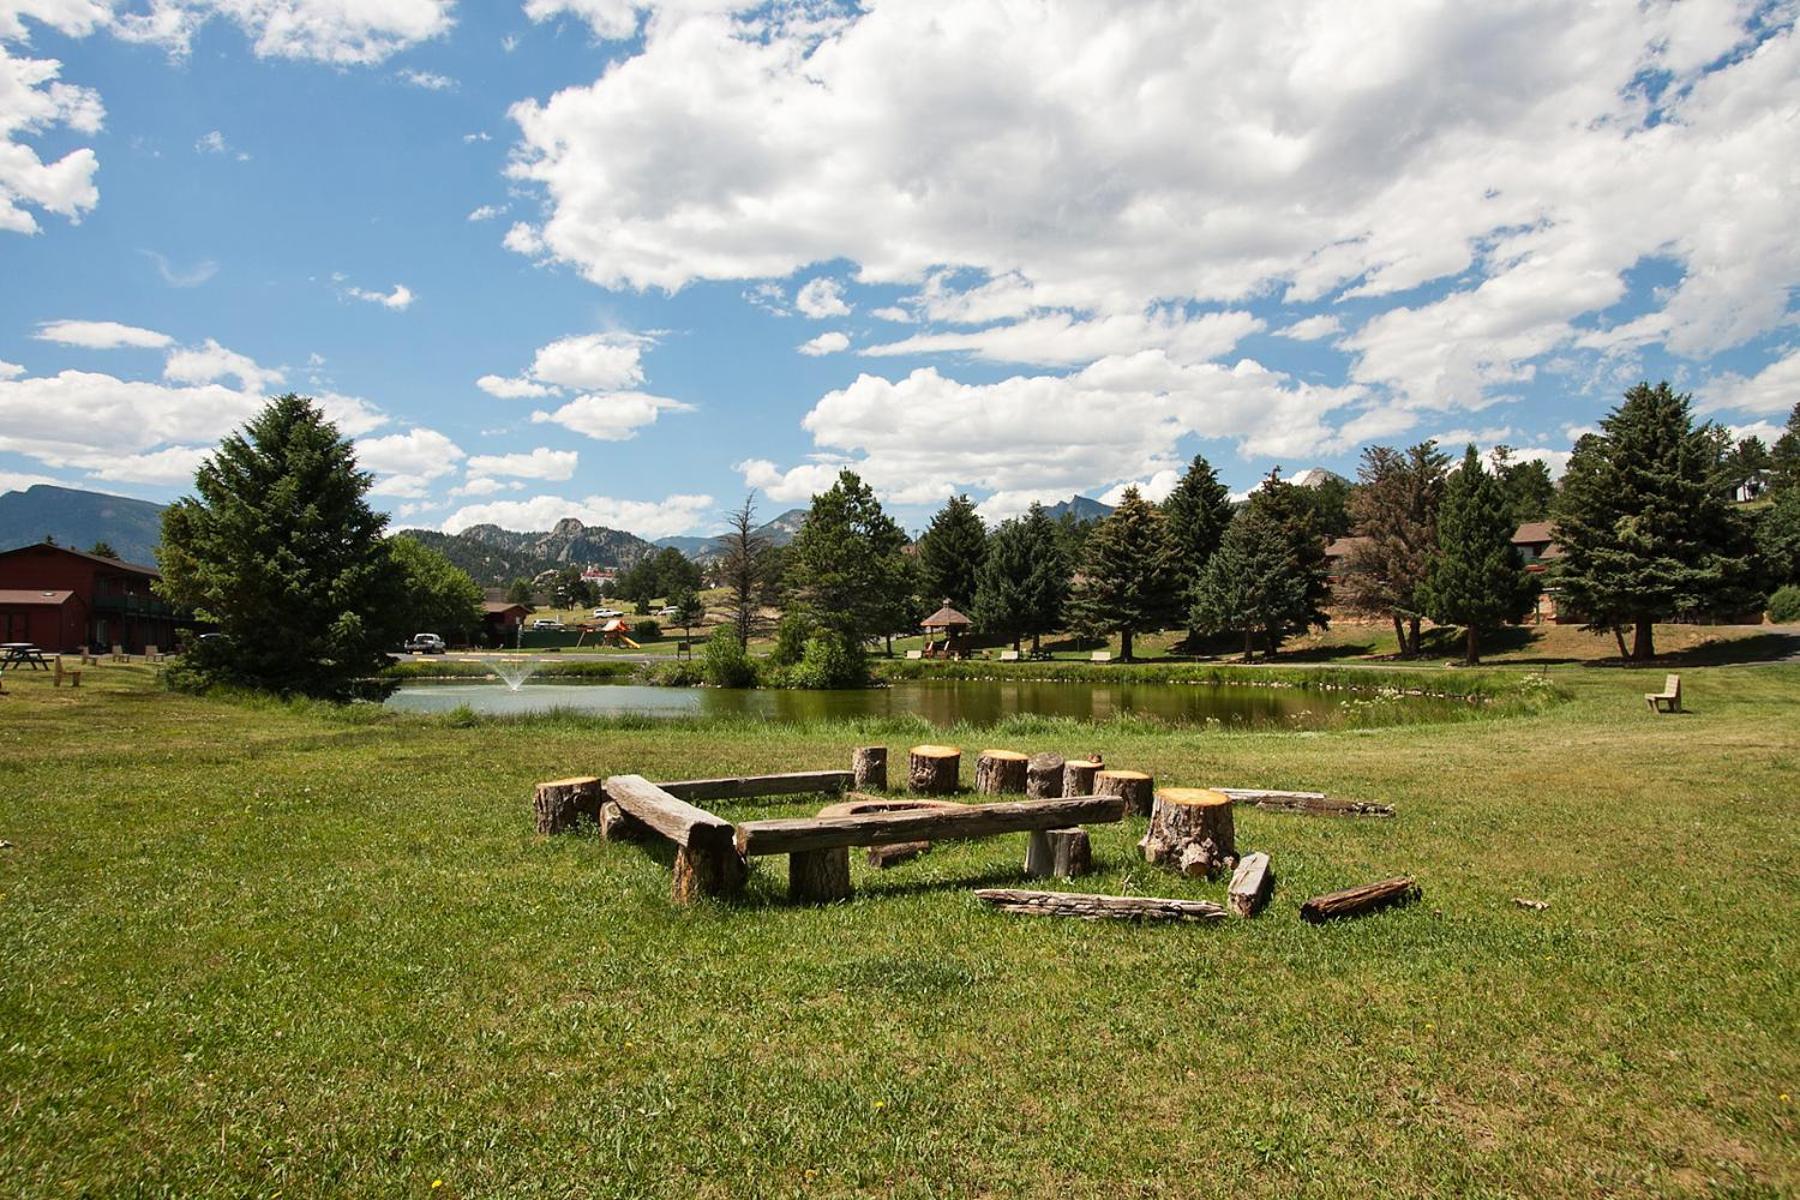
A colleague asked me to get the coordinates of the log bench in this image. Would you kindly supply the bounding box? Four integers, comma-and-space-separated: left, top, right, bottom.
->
601, 774, 747, 903
656, 770, 852, 803
735, 794, 1128, 902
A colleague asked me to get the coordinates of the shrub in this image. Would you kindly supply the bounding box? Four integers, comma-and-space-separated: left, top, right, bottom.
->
1768, 584, 1800, 624
702, 628, 758, 688
788, 631, 869, 689
770, 612, 811, 666
632, 619, 661, 642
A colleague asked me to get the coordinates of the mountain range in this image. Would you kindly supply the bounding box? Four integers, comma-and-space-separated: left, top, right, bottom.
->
0, 484, 1118, 587
0, 484, 168, 566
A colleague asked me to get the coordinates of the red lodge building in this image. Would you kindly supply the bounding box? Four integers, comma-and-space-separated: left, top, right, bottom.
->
0, 543, 180, 653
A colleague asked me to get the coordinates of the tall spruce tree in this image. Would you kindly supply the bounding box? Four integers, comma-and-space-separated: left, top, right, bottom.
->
1552, 382, 1761, 660
1242, 469, 1331, 644
1161, 454, 1235, 580
157, 393, 404, 697
786, 469, 909, 652
1757, 487, 1800, 587
973, 502, 1069, 652
1343, 441, 1450, 657
1490, 446, 1556, 524
1191, 505, 1315, 660
916, 493, 988, 611
1769, 401, 1800, 495
1421, 445, 1538, 664
1067, 487, 1180, 661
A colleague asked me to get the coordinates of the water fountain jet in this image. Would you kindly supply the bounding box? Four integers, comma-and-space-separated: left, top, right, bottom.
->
492, 659, 538, 692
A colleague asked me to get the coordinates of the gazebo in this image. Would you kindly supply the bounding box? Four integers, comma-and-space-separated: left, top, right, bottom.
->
920, 601, 973, 658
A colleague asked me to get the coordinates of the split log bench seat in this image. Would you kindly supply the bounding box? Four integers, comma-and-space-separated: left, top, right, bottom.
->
656, 770, 852, 803
736, 794, 1129, 902
601, 774, 747, 903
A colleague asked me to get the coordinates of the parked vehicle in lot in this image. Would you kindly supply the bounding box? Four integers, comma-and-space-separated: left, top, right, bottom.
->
592, 607, 623, 619
531, 618, 565, 631
405, 633, 446, 654
655, 605, 680, 618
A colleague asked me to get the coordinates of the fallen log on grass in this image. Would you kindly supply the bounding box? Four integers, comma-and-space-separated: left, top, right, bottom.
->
1299, 877, 1420, 924
868, 841, 930, 868
974, 888, 1226, 923
1217, 788, 1395, 818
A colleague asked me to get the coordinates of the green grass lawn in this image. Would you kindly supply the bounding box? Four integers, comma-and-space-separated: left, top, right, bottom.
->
0, 663, 1795, 1196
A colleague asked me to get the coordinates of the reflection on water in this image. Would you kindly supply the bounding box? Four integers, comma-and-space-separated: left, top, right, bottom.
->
383, 677, 1447, 729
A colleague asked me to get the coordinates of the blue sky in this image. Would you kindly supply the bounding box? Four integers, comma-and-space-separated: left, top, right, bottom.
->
2, 1, 1796, 540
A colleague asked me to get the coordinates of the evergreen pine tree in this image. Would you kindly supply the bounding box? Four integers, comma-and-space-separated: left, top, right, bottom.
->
718, 494, 770, 649
915, 494, 987, 611
1190, 505, 1314, 660
1067, 487, 1180, 660
786, 469, 909, 655
1552, 382, 1761, 659
87, 540, 119, 560
157, 393, 404, 697
973, 502, 1069, 652
1769, 401, 1800, 495
1490, 446, 1556, 524
1757, 486, 1800, 587
1161, 453, 1234, 580
1241, 468, 1331, 647
1421, 445, 1538, 664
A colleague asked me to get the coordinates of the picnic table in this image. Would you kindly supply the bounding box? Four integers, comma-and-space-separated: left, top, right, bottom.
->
1, 643, 51, 670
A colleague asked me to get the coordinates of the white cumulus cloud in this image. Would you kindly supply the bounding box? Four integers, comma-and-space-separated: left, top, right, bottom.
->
798, 331, 848, 357
795, 276, 851, 318
345, 282, 415, 310
465, 447, 578, 481
531, 392, 692, 441
34, 319, 172, 349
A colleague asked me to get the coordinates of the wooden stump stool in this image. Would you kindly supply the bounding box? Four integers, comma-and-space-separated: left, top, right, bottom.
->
1026, 753, 1065, 799
851, 745, 888, 791
908, 745, 962, 794
1024, 827, 1092, 879
1095, 769, 1154, 815
534, 776, 603, 835
1140, 787, 1236, 879
789, 847, 853, 902
975, 749, 1029, 795
1062, 756, 1104, 796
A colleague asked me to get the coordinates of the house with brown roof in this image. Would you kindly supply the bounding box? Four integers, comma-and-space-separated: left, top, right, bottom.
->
0, 542, 180, 652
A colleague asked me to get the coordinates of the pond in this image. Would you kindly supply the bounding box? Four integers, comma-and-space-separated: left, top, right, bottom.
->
383, 677, 1458, 730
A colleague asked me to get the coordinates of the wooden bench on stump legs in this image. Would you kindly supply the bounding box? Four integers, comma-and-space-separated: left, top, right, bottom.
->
601, 774, 747, 903
735, 794, 1128, 903
1644, 674, 1682, 713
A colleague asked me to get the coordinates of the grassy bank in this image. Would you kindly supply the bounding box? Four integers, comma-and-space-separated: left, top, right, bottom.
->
0, 664, 1795, 1196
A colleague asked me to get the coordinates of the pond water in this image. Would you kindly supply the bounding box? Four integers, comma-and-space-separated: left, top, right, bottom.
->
383, 677, 1455, 729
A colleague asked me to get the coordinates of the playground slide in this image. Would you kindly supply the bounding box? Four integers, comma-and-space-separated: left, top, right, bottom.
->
619, 636, 641, 649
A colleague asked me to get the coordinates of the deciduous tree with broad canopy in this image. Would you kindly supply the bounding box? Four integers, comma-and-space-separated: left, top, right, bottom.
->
157, 393, 406, 698
1553, 382, 1761, 660
389, 535, 483, 643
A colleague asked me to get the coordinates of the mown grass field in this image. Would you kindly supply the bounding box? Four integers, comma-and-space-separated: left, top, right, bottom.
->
0, 661, 1795, 1197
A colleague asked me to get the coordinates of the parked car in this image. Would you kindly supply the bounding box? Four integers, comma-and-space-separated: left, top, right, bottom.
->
405, 633, 446, 654
530, 618, 565, 631
655, 605, 680, 618
592, 607, 623, 619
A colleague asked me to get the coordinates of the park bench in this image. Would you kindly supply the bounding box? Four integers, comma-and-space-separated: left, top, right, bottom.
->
1644, 673, 1682, 713
1090, 650, 1112, 663
735, 794, 1127, 902
905, 649, 923, 659
998, 649, 1020, 662
53, 656, 81, 688
145, 644, 164, 663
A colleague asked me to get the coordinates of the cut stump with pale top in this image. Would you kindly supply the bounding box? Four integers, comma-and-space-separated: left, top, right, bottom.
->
1141, 787, 1236, 879
1096, 769, 1154, 816
908, 745, 962, 795
975, 749, 1029, 795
